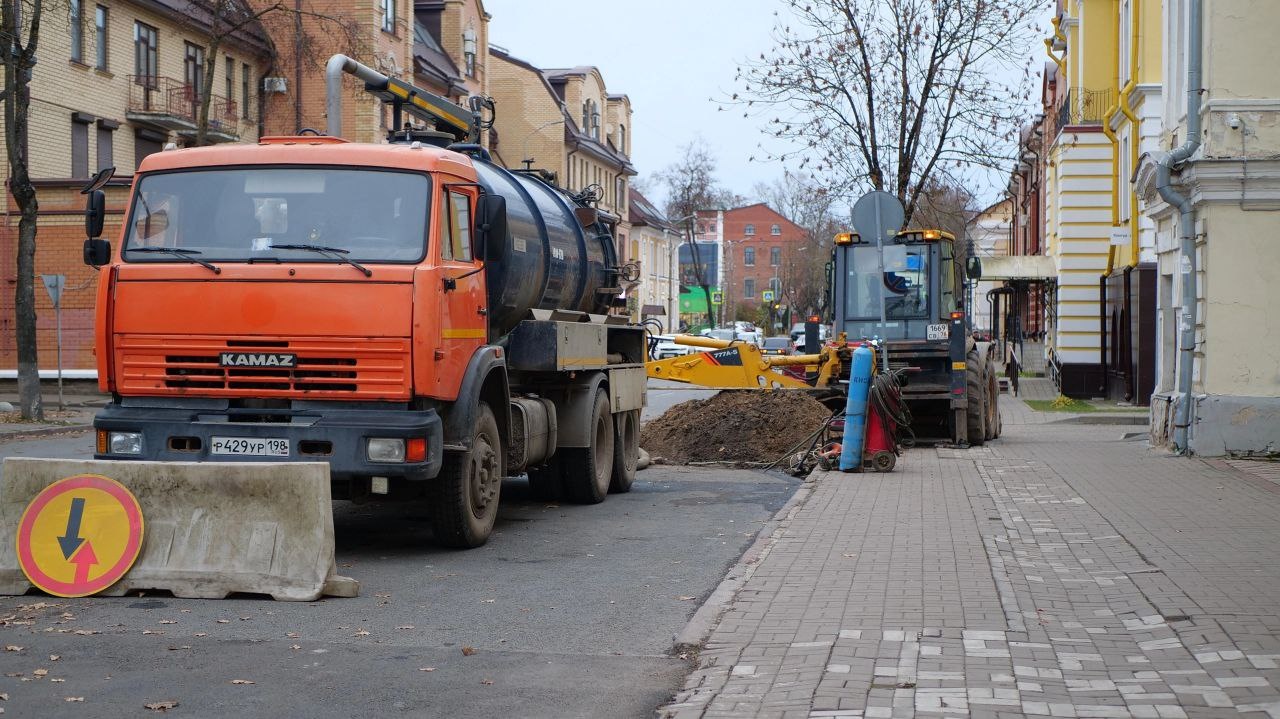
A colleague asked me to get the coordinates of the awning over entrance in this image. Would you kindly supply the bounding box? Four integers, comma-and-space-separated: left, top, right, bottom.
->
979, 255, 1056, 281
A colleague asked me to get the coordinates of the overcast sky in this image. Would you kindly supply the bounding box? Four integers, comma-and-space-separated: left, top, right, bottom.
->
483, 0, 788, 212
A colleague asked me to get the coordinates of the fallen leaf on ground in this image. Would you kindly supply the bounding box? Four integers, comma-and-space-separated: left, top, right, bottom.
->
480, 679, 494, 685
374, 593, 391, 598
238, 617, 251, 621
353, 630, 370, 637
2, 647, 21, 652
194, 633, 208, 637
59, 613, 74, 620
51, 678, 65, 683
72, 630, 98, 635
65, 697, 84, 702
229, 679, 254, 685
215, 620, 230, 624
166, 646, 191, 651
395, 625, 414, 630
461, 646, 477, 656
33, 669, 48, 677
0, 692, 7, 699
159, 620, 177, 625
480, 599, 495, 604
144, 700, 179, 712
843, 553, 858, 558
418, 667, 436, 672
286, 632, 300, 638
289, 645, 301, 651
677, 596, 697, 601
142, 630, 164, 635
49, 655, 59, 661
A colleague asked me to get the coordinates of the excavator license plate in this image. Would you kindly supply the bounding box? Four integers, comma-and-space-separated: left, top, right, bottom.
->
926, 323, 949, 340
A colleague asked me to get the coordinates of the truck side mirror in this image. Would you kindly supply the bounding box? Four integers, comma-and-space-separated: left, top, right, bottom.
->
966, 256, 983, 281
474, 193, 507, 262
84, 239, 111, 267
85, 189, 106, 238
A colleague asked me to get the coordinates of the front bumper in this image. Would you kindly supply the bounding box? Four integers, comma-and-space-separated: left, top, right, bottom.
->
93, 398, 443, 481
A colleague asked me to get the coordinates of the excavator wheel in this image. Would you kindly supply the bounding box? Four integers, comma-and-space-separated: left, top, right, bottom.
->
965, 350, 987, 447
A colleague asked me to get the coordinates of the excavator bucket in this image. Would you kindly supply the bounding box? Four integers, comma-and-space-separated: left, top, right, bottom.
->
0, 458, 357, 601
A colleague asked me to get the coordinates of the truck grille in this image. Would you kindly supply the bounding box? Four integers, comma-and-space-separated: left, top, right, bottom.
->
116, 335, 411, 399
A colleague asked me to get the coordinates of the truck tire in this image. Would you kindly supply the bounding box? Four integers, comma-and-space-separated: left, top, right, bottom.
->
965, 351, 987, 447
562, 389, 614, 504
429, 402, 503, 548
610, 409, 640, 493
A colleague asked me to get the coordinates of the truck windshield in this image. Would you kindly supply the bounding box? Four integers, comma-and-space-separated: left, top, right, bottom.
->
123, 168, 430, 263
842, 244, 930, 320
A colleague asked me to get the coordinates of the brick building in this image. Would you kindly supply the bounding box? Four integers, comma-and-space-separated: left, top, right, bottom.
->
694, 204, 807, 332
1, 0, 272, 372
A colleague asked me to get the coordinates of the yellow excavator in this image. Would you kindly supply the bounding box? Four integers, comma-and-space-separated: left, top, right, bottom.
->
645, 333, 845, 391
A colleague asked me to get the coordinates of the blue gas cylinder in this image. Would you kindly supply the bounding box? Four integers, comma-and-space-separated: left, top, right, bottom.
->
839, 344, 875, 472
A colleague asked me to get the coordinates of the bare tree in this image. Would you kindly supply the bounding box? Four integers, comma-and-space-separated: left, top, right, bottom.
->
2, 0, 52, 420
753, 172, 842, 319
185, 0, 364, 146
736, 0, 1042, 223
655, 139, 736, 327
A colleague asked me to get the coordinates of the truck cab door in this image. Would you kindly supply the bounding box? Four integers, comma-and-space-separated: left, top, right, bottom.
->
432, 187, 487, 396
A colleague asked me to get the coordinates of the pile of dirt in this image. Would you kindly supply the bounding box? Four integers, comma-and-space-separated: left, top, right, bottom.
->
641, 390, 835, 465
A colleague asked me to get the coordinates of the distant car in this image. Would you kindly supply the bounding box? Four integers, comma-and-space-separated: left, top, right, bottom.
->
651, 334, 693, 360
760, 337, 791, 356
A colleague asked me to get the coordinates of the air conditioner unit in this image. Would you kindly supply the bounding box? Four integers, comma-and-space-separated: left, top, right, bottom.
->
262, 77, 288, 94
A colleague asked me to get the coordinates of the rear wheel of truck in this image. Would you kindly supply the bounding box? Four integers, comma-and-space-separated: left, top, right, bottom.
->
965, 351, 987, 447
429, 402, 503, 548
562, 389, 614, 504
610, 409, 640, 494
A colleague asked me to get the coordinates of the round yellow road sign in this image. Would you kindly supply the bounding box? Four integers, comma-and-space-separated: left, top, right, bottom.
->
16, 474, 145, 598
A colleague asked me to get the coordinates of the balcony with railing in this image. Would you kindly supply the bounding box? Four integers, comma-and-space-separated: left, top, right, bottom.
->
1053, 87, 1114, 134
127, 76, 242, 143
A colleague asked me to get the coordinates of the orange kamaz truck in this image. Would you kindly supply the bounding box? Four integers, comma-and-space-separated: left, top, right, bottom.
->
82, 56, 645, 548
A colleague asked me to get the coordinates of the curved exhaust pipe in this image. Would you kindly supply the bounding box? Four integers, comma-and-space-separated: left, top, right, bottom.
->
325, 54, 391, 138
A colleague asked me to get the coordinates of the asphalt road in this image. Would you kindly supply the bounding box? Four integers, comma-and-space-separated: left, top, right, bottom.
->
0, 428, 798, 718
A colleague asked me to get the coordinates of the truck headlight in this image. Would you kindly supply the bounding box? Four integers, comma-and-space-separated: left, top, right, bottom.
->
366, 438, 406, 463
109, 431, 143, 455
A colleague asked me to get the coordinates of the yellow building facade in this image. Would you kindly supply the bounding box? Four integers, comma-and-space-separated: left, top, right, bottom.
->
1136, 0, 1280, 456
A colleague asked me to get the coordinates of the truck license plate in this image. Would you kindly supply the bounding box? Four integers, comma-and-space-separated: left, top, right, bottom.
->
926, 323, 949, 341
210, 436, 289, 457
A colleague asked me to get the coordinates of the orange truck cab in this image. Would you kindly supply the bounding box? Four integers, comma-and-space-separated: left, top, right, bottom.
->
83, 56, 646, 548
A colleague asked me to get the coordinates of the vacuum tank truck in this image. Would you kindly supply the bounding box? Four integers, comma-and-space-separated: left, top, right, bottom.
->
83, 55, 645, 548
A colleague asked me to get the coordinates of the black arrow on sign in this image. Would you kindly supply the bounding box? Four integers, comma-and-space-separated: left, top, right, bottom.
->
58, 497, 86, 560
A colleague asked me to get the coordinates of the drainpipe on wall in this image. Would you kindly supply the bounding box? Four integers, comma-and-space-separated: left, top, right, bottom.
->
1151, 0, 1203, 453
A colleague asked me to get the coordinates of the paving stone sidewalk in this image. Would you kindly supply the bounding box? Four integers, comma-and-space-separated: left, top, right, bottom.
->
660, 397, 1280, 719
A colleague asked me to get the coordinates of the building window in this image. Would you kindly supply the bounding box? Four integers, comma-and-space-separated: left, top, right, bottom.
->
94, 5, 108, 70
615, 177, 625, 210
96, 120, 115, 171
135, 129, 164, 168
184, 43, 205, 101
771, 224, 781, 235
744, 247, 756, 266
619, 124, 626, 153
225, 56, 235, 108
463, 27, 477, 78
744, 278, 756, 299
241, 63, 251, 120
70, 0, 83, 63
744, 223, 755, 236
134, 22, 158, 87
770, 247, 781, 266
71, 113, 92, 178
381, 0, 395, 33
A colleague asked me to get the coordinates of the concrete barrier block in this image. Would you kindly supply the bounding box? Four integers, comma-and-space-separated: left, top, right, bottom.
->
0, 458, 357, 601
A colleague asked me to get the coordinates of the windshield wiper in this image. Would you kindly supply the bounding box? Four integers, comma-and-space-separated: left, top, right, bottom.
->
127, 247, 221, 274
268, 244, 372, 277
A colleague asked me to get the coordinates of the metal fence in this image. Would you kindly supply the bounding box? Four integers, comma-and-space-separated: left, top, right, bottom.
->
1055, 88, 1114, 129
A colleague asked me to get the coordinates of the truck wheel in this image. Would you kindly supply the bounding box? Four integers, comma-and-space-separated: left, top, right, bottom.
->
562, 389, 614, 504
610, 409, 640, 493
429, 402, 503, 548
965, 351, 987, 447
